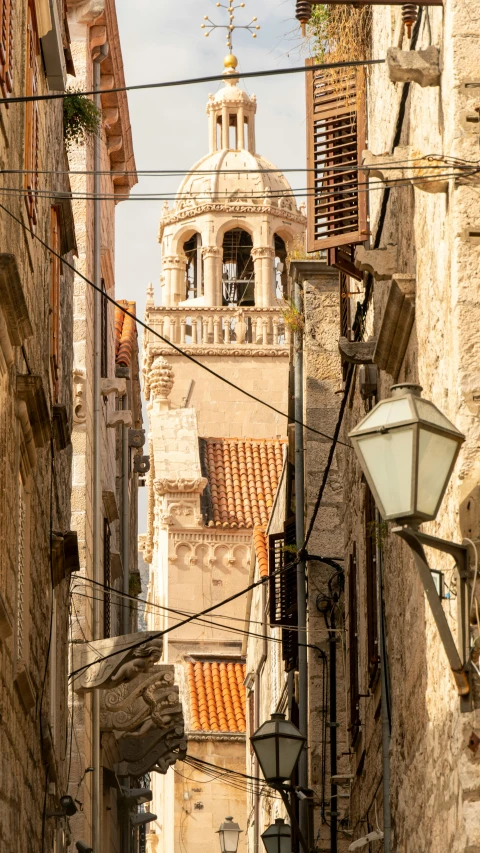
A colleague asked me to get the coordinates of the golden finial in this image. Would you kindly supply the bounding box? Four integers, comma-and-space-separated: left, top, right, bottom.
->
200, 1, 260, 54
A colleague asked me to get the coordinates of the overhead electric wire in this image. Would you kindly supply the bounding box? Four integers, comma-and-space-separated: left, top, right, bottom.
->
0, 57, 384, 105
0, 199, 350, 448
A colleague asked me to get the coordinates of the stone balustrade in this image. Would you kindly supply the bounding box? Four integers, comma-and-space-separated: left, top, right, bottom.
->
145, 306, 289, 348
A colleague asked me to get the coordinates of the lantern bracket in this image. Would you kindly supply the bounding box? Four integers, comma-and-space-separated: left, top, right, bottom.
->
278, 788, 311, 853
392, 526, 472, 711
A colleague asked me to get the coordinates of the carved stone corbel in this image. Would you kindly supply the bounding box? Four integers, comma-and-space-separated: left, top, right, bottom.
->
107, 411, 132, 428
387, 46, 441, 87
72, 631, 164, 693
17, 375, 50, 449
338, 337, 376, 365
73, 368, 87, 425
354, 245, 398, 280
363, 148, 450, 194
101, 377, 127, 398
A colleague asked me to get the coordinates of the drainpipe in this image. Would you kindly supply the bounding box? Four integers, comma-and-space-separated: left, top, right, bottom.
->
253, 583, 268, 853
122, 392, 130, 633
92, 44, 108, 853
376, 511, 392, 853
294, 278, 308, 840
329, 609, 337, 853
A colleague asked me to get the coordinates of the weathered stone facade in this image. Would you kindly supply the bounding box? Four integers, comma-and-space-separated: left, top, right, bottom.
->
0, 0, 77, 850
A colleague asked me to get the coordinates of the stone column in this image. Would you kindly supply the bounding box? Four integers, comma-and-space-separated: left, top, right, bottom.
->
162, 255, 187, 306
238, 105, 244, 149
222, 104, 229, 149
202, 246, 223, 306
251, 247, 275, 307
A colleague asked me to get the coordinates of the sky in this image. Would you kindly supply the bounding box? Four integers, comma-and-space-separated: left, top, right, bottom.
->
113, 0, 309, 529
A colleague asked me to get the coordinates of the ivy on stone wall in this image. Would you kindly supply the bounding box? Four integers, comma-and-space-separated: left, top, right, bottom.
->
63, 89, 101, 150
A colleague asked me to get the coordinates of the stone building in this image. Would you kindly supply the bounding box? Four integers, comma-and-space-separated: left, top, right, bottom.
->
297, 2, 480, 851
141, 53, 304, 853
66, 2, 185, 851
0, 0, 78, 850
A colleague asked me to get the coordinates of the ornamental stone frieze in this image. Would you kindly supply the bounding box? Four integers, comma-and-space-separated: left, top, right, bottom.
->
145, 345, 289, 358
154, 477, 208, 496
159, 202, 306, 236
72, 631, 164, 693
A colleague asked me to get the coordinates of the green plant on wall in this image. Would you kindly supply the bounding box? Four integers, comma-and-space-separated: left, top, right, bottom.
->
280, 297, 304, 336
63, 89, 101, 150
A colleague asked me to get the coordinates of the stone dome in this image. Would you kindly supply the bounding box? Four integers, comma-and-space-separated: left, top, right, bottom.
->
174, 148, 297, 214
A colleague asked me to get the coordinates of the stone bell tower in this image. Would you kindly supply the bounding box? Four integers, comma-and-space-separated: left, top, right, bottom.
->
142, 53, 306, 439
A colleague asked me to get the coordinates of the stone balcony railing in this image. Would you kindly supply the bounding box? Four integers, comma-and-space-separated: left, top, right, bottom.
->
145, 306, 290, 348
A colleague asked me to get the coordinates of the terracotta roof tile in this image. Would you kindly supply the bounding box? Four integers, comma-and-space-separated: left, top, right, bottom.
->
203, 438, 285, 529
187, 660, 246, 733
115, 300, 137, 367
253, 526, 268, 578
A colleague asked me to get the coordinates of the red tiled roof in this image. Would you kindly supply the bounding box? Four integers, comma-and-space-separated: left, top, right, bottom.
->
187, 661, 246, 733
115, 300, 137, 367
253, 526, 268, 577
204, 438, 285, 529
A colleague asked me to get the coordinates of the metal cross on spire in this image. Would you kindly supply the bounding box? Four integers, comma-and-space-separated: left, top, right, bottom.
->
201, 1, 260, 53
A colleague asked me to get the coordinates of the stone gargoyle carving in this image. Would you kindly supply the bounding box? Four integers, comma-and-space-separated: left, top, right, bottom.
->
115, 724, 187, 777
72, 631, 163, 694
100, 665, 183, 736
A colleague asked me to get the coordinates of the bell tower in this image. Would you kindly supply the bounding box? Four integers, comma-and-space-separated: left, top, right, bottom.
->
143, 52, 306, 438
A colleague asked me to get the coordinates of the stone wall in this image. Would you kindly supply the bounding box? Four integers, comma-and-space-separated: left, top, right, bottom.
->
0, 0, 75, 849
338, 3, 480, 851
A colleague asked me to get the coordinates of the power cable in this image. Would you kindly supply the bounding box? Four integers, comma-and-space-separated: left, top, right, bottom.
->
0, 58, 384, 105
0, 198, 350, 448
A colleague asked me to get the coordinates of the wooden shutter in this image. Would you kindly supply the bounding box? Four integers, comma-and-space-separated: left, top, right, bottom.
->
50, 207, 61, 402
101, 279, 108, 378
24, 1, 39, 233
0, 0, 14, 102
348, 543, 360, 743
365, 486, 379, 686
328, 245, 363, 281
306, 60, 367, 252
268, 518, 298, 672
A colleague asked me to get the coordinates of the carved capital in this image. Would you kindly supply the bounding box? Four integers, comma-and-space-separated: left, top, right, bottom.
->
154, 477, 208, 496
251, 247, 275, 261
201, 246, 222, 260
162, 254, 187, 271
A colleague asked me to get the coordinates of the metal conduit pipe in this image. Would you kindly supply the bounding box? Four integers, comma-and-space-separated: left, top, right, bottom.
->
122, 393, 129, 633
92, 43, 108, 853
329, 608, 338, 853
294, 279, 309, 841
376, 510, 392, 853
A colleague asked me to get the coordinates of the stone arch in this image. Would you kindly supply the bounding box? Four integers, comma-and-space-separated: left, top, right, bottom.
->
171, 225, 202, 258
215, 217, 256, 248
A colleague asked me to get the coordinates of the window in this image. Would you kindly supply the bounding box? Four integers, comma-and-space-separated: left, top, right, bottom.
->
268, 517, 298, 672
101, 279, 108, 378
365, 486, 379, 686
25, 1, 39, 233
348, 542, 360, 743
103, 518, 111, 638
50, 207, 61, 401
0, 0, 14, 101
306, 61, 367, 252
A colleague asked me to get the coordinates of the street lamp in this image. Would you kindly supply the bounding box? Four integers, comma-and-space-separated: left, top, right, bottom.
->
261, 818, 292, 853
348, 383, 465, 526
349, 383, 471, 707
250, 713, 306, 787
216, 817, 242, 853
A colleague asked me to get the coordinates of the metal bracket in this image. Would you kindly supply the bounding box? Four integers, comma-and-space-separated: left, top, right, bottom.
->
278, 787, 311, 853
392, 526, 471, 711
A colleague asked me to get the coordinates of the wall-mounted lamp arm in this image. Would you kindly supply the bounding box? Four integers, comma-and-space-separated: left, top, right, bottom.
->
392, 526, 471, 706
278, 788, 310, 853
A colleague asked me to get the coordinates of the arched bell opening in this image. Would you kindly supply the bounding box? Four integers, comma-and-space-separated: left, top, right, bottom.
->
274, 234, 288, 300
222, 228, 255, 307
183, 233, 203, 301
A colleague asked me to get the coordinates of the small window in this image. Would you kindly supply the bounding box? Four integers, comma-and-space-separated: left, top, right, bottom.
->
24, 1, 39, 233
50, 207, 61, 402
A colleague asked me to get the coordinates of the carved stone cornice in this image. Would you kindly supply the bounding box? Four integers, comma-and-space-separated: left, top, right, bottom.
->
72, 631, 164, 693
187, 731, 246, 742
154, 477, 207, 496
147, 345, 289, 358
159, 202, 306, 234
115, 724, 187, 777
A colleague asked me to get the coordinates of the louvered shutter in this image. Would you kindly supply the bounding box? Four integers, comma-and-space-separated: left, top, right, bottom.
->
268, 518, 298, 672
0, 0, 13, 101
306, 60, 367, 252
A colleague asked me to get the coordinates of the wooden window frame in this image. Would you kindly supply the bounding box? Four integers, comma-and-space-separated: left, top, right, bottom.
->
306, 61, 368, 252
25, 0, 39, 233
0, 0, 14, 102
50, 206, 61, 402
